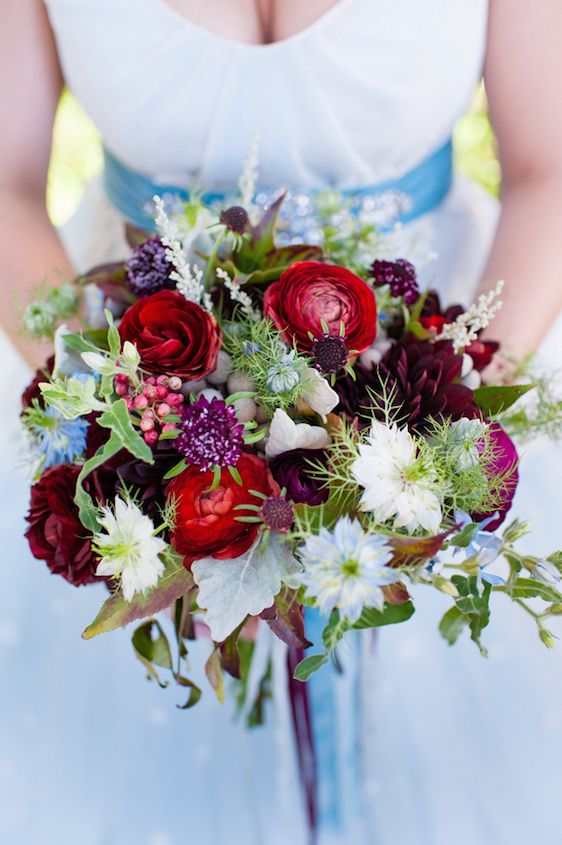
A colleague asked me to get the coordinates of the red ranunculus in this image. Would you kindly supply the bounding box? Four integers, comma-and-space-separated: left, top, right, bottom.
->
167, 453, 278, 567
263, 261, 377, 354
25, 463, 113, 587
118, 290, 222, 379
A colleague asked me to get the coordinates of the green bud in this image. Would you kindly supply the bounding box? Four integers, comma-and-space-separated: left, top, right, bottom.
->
503, 519, 532, 544
433, 576, 459, 598
548, 604, 562, 616
539, 628, 557, 649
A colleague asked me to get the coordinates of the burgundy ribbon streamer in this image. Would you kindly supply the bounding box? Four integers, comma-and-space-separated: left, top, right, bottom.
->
286, 647, 317, 844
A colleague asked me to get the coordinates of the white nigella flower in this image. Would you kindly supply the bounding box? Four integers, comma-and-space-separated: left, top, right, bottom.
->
352, 420, 442, 534
298, 517, 398, 623
300, 367, 339, 421
265, 408, 330, 458
93, 497, 167, 601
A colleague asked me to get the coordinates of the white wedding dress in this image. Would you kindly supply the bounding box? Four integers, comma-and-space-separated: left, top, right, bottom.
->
2, 1, 562, 843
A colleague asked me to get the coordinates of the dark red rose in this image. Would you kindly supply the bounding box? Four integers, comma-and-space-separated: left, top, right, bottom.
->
167, 453, 278, 567
118, 290, 222, 379
263, 261, 377, 354
472, 423, 519, 531
25, 463, 114, 587
269, 448, 329, 506
21, 356, 54, 410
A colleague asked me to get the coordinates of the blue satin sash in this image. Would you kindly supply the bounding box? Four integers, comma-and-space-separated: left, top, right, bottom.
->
103, 140, 453, 231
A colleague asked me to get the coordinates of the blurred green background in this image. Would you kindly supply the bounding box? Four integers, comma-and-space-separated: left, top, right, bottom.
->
46, 86, 499, 227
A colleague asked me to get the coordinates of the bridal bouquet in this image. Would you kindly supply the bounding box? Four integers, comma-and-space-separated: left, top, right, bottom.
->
20, 185, 562, 711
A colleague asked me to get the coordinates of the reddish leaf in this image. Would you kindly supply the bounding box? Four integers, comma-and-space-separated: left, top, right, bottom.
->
219, 628, 242, 679
261, 588, 312, 649
388, 527, 456, 568
383, 581, 411, 605
83, 567, 194, 639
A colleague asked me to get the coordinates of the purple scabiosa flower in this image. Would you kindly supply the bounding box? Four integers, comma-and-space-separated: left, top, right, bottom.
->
176, 396, 245, 471
311, 334, 348, 375
260, 496, 295, 533
370, 259, 419, 306
269, 448, 330, 506
220, 206, 249, 234
126, 236, 175, 297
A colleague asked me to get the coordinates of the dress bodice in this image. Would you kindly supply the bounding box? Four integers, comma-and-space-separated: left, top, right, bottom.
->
44, 0, 488, 192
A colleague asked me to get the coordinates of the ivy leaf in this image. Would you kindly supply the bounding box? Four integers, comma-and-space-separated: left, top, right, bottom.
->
192, 538, 299, 643
293, 653, 329, 682
82, 564, 194, 639
353, 601, 415, 629
205, 648, 225, 704
473, 383, 535, 416
439, 606, 469, 646
510, 577, 562, 603
98, 399, 153, 463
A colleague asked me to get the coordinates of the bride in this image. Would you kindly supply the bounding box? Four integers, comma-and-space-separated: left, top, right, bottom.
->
2, 1, 562, 843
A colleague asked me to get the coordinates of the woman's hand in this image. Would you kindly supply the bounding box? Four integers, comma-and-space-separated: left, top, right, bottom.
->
0, 0, 74, 370
479, 0, 562, 358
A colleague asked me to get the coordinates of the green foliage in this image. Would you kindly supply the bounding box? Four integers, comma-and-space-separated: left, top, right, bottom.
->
473, 383, 536, 416
449, 575, 492, 655
222, 316, 311, 417
132, 619, 202, 708
294, 603, 415, 681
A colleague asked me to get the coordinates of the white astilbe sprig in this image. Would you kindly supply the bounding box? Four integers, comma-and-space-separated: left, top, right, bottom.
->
153, 194, 212, 312
238, 133, 260, 210
436, 280, 504, 352
216, 267, 260, 322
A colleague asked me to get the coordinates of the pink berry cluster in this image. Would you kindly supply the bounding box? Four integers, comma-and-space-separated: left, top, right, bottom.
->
114, 373, 184, 445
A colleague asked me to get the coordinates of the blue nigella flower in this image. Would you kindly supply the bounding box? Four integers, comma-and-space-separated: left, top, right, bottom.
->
29, 406, 89, 469
454, 510, 505, 586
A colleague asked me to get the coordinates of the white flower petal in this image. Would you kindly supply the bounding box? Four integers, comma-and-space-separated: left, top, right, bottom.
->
265, 409, 330, 458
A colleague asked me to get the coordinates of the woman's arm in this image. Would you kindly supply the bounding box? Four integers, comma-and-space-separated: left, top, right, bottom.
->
480, 0, 562, 357
0, 0, 73, 368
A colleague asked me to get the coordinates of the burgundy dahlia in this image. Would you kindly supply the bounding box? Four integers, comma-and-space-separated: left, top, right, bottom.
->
126, 236, 175, 297
370, 259, 420, 305
336, 338, 476, 433
176, 396, 245, 471
269, 448, 330, 507
25, 463, 113, 587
